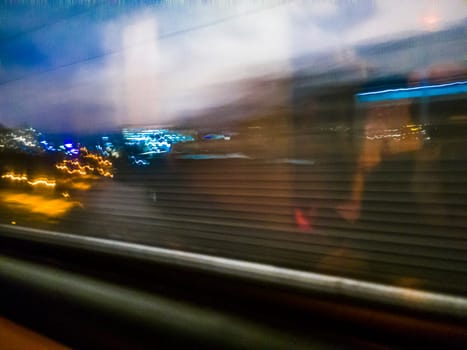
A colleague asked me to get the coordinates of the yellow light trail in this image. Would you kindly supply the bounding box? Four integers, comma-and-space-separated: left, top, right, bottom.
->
84, 154, 112, 166
55, 164, 87, 176
2, 173, 56, 187
2, 173, 28, 182
97, 169, 114, 178
55, 154, 113, 178
2, 192, 81, 217
27, 179, 56, 187
70, 182, 92, 190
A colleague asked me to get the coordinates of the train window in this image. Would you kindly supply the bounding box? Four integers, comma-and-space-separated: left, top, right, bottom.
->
1, 0, 466, 301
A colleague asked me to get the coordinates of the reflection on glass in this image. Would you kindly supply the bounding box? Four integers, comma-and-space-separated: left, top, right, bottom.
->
0, 2, 466, 297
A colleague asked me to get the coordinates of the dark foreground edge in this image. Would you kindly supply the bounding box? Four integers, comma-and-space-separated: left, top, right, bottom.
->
0, 224, 466, 349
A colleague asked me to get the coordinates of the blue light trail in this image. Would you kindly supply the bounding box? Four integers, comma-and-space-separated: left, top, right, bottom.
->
356, 81, 467, 103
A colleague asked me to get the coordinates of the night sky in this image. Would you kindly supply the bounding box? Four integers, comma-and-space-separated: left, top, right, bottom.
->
0, 0, 465, 133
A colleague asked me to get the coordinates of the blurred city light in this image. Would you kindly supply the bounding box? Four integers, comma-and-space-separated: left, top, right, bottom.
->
357, 80, 467, 102
2, 192, 80, 217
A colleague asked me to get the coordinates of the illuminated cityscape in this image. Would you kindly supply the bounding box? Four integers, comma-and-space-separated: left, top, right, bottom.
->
122, 127, 195, 164
0, 126, 42, 153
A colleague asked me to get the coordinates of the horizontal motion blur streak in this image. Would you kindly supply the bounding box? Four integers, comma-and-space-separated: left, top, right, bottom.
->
1, 224, 465, 319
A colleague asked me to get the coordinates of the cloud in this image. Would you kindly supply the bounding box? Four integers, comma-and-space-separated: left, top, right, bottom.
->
343, 0, 467, 44
77, 3, 293, 128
